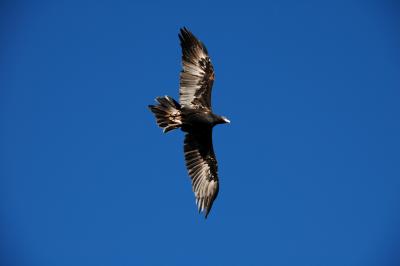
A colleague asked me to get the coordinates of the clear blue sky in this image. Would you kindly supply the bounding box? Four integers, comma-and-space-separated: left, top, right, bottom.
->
1, 0, 400, 265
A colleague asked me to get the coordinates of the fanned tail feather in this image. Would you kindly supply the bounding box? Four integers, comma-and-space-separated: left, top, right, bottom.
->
148, 96, 182, 133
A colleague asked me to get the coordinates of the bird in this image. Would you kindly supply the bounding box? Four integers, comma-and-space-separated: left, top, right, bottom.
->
148, 27, 230, 218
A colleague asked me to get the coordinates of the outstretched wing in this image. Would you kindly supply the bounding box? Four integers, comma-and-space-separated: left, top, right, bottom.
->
184, 131, 219, 218
179, 27, 215, 109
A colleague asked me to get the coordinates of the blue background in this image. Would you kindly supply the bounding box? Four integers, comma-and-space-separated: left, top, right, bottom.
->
1, 0, 400, 265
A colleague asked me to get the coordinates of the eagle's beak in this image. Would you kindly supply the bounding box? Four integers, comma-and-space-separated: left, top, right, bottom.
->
222, 117, 230, 124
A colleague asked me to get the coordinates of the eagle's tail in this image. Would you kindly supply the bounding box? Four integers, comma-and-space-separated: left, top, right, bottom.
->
148, 96, 182, 133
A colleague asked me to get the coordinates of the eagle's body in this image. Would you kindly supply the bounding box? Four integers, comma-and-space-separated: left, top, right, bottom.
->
181, 107, 227, 130
148, 28, 229, 218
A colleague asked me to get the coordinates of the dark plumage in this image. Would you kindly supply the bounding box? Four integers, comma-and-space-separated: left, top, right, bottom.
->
148, 27, 230, 218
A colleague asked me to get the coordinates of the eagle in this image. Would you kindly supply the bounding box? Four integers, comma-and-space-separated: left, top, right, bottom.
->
148, 27, 230, 218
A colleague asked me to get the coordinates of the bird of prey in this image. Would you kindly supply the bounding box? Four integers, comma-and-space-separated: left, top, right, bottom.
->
148, 27, 230, 218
